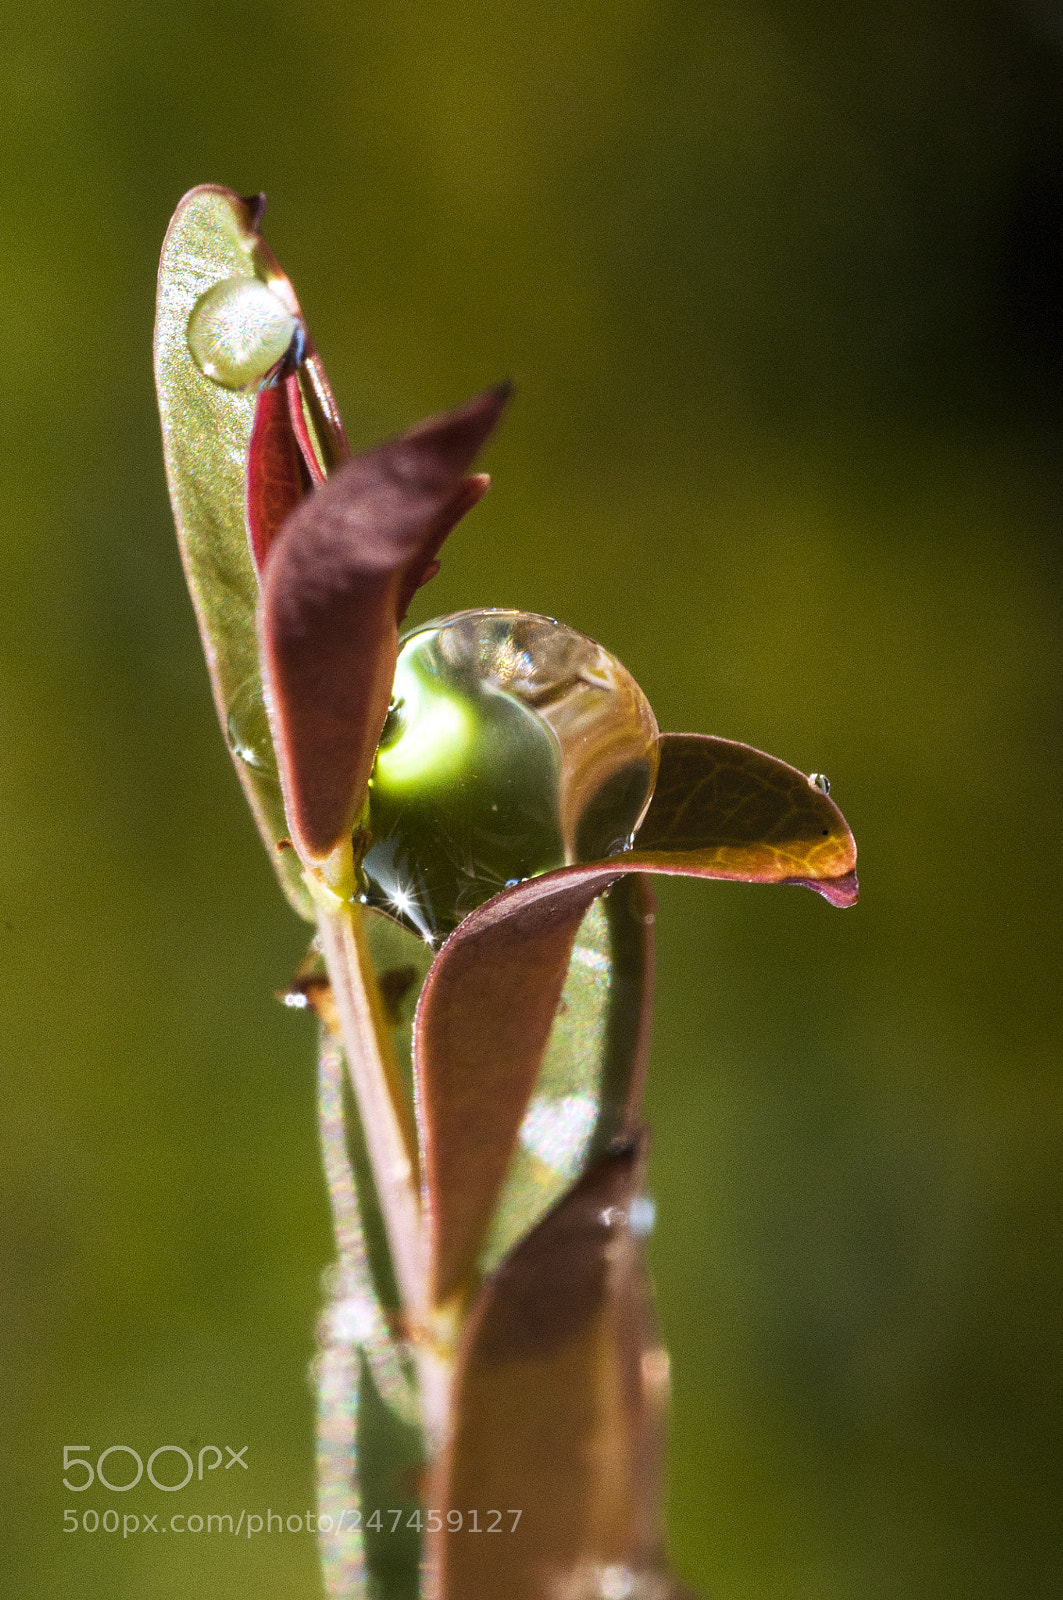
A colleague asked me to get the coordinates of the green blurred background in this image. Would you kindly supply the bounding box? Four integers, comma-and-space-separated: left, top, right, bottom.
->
3, 2, 1062, 1595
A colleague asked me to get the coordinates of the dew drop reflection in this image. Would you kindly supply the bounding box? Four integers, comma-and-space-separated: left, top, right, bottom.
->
360, 610, 659, 941
187, 276, 300, 391
226, 678, 276, 775
518, 1093, 597, 1179
599, 1566, 635, 1600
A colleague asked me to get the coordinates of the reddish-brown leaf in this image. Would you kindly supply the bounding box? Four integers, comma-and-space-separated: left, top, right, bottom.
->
297, 350, 351, 475
285, 370, 329, 487
632, 733, 858, 904
416, 734, 856, 1303
417, 868, 619, 1305
426, 1145, 688, 1600
246, 380, 312, 570
258, 385, 509, 863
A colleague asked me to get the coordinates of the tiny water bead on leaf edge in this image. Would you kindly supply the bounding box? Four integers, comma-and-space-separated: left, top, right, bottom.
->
359, 610, 660, 943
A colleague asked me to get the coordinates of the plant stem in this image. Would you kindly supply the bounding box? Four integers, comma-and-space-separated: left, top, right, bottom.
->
314, 898, 458, 1452
316, 900, 424, 1316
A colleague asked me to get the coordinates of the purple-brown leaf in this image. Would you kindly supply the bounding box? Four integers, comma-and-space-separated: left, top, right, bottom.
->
417, 868, 621, 1305
632, 733, 858, 904
246, 379, 312, 570
416, 733, 856, 1303
258, 385, 509, 864
426, 1145, 685, 1600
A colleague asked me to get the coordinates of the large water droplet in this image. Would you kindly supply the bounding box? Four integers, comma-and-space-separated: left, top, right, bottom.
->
226, 677, 277, 775
187, 276, 300, 391
360, 610, 659, 941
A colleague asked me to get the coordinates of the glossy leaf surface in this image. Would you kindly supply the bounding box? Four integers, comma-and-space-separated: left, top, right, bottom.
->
417, 735, 856, 1303
427, 1145, 685, 1600
258, 389, 507, 864
155, 186, 312, 912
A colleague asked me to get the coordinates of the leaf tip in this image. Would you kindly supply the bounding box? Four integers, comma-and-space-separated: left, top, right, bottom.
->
795, 867, 859, 908
399, 383, 512, 485
239, 191, 268, 229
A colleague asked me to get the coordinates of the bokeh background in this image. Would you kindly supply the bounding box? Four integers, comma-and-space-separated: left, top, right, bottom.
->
3, 2, 1063, 1596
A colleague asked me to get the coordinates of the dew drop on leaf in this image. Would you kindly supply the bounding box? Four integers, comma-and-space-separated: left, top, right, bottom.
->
226, 677, 277, 775
186, 276, 300, 391
360, 609, 660, 941
809, 771, 831, 794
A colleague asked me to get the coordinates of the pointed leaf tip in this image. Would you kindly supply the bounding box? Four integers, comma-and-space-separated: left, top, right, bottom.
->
383, 383, 510, 499
239, 191, 268, 228
259, 388, 508, 863
631, 733, 858, 894
795, 866, 859, 907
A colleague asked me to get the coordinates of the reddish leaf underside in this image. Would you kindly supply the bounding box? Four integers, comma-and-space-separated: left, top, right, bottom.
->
426, 1145, 690, 1600
247, 367, 351, 571
633, 733, 859, 903
247, 380, 312, 569
418, 867, 626, 1305
258, 385, 508, 863
417, 733, 857, 1304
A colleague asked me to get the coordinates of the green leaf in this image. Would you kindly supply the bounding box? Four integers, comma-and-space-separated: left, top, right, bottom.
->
355, 1356, 424, 1600
154, 185, 313, 914
427, 1145, 695, 1600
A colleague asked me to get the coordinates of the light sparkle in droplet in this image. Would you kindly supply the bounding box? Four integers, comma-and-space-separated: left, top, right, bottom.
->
187, 275, 299, 391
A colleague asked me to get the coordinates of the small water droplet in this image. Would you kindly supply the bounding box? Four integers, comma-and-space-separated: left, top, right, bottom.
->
187, 276, 300, 391
226, 678, 276, 774
282, 991, 309, 1009
599, 1566, 635, 1600
377, 697, 406, 750
809, 772, 830, 795
329, 1294, 380, 1345
519, 1093, 597, 1178
504, 878, 521, 889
